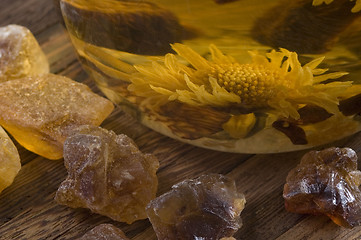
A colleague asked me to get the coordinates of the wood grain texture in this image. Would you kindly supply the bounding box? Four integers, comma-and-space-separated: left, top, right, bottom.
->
1, 1, 361, 240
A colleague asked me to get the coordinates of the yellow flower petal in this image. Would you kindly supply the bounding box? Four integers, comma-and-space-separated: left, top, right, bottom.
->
352, 0, 361, 12
222, 113, 257, 138
313, 72, 349, 83
171, 43, 211, 71
312, 0, 361, 12
150, 85, 175, 97
210, 44, 236, 64
304, 56, 325, 70
312, 0, 334, 6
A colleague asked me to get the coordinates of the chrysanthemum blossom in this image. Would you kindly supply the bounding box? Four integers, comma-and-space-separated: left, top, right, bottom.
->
313, 0, 361, 12
128, 44, 352, 120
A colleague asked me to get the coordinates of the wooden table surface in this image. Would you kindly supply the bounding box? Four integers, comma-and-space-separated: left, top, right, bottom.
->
1, 1, 361, 239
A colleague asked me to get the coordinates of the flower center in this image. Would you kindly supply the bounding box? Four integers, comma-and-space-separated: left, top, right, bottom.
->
210, 63, 284, 107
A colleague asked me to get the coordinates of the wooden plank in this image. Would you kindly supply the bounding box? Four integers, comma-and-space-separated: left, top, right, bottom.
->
0, 0, 59, 35
39, 24, 79, 74
276, 216, 361, 240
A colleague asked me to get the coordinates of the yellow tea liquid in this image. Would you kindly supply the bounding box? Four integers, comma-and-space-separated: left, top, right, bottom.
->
60, 0, 361, 153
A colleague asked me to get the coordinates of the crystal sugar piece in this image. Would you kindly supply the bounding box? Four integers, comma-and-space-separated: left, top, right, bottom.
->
0, 74, 114, 160
0, 24, 49, 82
55, 126, 159, 224
146, 174, 246, 239
78, 224, 129, 240
0, 126, 21, 194
283, 147, 361, 228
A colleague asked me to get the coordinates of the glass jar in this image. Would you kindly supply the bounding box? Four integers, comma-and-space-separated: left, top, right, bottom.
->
59, 0, 361, 153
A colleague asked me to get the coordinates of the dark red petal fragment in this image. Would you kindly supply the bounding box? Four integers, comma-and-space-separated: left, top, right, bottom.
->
339, 93, 361, 116
272, 120, 307, 145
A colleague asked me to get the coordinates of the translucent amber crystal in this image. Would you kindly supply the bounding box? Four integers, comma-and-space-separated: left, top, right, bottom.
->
283, 147, 361, 228
0, 24, 49, 82
55, 126, 159, 224
78, 224, 129, 240
0, 126, 21, 194
0, 74, 114, 159
146, 174, 246, 240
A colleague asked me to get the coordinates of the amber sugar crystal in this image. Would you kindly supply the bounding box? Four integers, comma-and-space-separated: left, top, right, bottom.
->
283, 147, 361, 228
0, 74, 114, 159
78, 224, 130, 240
55, 126, 159, 224
0, 24, 49, 82
0, 126, 21, 194
146, 174, 246, 240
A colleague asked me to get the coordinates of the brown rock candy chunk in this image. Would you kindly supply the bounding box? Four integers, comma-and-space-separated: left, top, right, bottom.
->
0, 24, 49, 82
55, 126, 159, 224
146, 174, 246, 240
0, 74, 114, 159
283, 147, 361, 228
0, 126, 21, 194
78, 224, 129, 240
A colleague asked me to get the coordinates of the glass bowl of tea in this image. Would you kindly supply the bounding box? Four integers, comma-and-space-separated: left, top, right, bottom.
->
59, 0, 361, 153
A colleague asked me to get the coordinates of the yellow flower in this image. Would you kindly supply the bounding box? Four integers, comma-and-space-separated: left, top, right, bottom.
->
312, 0, 361, 12
128, 43, 354, 121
